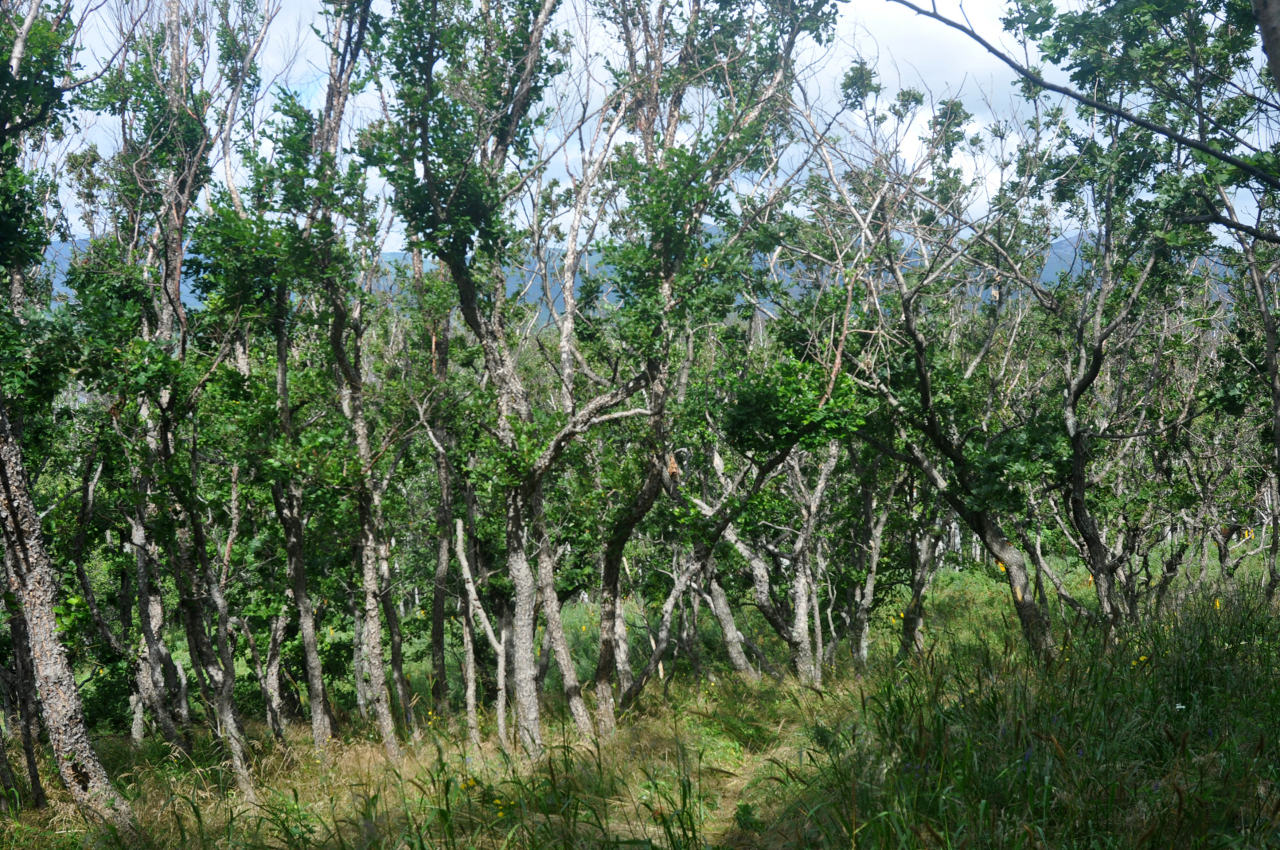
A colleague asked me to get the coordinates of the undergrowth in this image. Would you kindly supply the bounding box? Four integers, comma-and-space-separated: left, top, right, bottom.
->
7, 581, 1280, 849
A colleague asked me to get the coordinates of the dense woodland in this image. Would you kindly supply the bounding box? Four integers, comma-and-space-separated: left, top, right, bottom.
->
3, 0, 1280, 837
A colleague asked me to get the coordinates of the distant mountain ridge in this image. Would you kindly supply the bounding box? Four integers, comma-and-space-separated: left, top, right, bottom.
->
40, 234, 1094, 308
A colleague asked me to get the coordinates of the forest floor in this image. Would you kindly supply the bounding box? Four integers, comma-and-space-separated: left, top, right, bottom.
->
9, 568, 1280, 849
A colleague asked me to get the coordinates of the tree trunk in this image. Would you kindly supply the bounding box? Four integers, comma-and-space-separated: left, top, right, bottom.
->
462, 606, 480, 749
906, 440, 1056, 663
1253, 0, 1280, 92
789, 559, 818, 685
899, 529, 941, 660
594, 465, 663, 736
0, 404, 134, 830
456, 518, 503, 750
534, 521, 593, 739
272, 250, 332, 749
172, 516, 255, 801
128, 518, 189, 750
155, 402, 254, 801
721, 526, 797, 667
849, 563, 878, 667
4, 597, 45, 809
329, 293, 401, 759
980, 521, 1055, 663
351, 587, 368, 719
497, 612, 512, 752
613, 583, 633, 696
431, 449, 452, 710
621, 553, 701, 709
1066, 425, 1124, 633
271, 480, 331, 748
423, 254, 454, 713
504, 489, 544, 757
706, 577, 755, 677
784, 447, 840, 685
849, 605, 872, 670
238, 612, 287, 740
1267, 477, 1280, 602
0, 723, 18, 812
378, 538, 414, 735
676, 592, 701, 675
357, 494, 401, 760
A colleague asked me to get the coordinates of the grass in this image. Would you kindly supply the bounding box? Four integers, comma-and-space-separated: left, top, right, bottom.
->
8, 572, 1280, 848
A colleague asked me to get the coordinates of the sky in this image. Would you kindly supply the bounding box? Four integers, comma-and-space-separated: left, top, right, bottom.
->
270, 0, 1029, 108
841, 0, 1022, 105
257, 0, 1028, 119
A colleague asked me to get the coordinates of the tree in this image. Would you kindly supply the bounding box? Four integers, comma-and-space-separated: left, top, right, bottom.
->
0, 0, 135, 828
887, 0, 1280, 599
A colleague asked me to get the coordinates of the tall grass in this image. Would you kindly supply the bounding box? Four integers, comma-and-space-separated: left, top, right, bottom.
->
8, 581, 1280, 848
746, 586, 1280, 848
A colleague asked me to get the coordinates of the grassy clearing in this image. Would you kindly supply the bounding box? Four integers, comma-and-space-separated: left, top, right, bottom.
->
9, 573, 1280, 848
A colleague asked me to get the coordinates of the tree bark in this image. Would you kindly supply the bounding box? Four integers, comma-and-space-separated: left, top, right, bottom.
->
271, 248, 333, 749
4, 595, 45, 809
126, 498, 189, 750
852, 472, 895, 668
899, 527, 942, 660
788, 560, 818, 684
461, 604, 480, 749
237, 612, 287, 740
328, 278, 401, 761
534, 516, 593, 739
982, 520, 1055, 662
171, 512, 255, 800
0, 403, 134, 830
594, 464, 663, 736
421, 250, 454, 713
430, 448, 452, 710
351, 588, 368, 719
506, 493, 543, 756
356, 493, 401, 760
497, 612, 512, 751
272, 480, 331, 748
705, 577, 755, 677
378, 542, 414, 735
456, 518, 502, 750
1253, 0, 1280, 93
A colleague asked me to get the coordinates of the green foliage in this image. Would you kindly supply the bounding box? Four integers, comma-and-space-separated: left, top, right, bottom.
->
9, 1, 1280, 845
365, 0, 562, 268
86, 28, 213, 198
0, 300, 74, 412
722, 359, 863, 454
0, 164, 52, 277
0, 9, 73, 142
